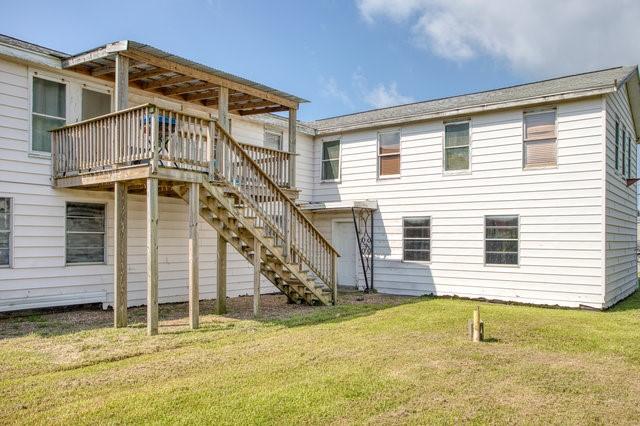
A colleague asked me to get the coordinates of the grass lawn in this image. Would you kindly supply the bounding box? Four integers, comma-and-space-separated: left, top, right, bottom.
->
1, 290, 640, 425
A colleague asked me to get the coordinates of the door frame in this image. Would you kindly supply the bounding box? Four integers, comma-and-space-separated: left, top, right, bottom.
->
331, 218, 358, 288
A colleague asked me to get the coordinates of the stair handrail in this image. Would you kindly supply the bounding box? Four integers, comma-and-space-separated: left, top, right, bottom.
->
213, 121, 339, 294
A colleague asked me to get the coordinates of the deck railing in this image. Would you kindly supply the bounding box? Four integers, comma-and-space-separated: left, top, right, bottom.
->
214, 122, 338, 299
51, 104, 291, 186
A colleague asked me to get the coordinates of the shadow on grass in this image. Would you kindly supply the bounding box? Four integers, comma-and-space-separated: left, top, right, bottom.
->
607, 286, 640, 312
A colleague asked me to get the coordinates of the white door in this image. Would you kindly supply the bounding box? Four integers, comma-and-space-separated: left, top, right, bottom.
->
333, 222, 357, 288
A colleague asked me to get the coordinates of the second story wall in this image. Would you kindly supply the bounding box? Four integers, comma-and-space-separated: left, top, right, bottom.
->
310, 98, 608, 307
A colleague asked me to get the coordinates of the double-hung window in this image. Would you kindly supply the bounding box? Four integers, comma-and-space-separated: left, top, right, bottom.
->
485, 216, 518, 265
81, 88, 111, 120
523, 110, 557, 168
66, 203, 106, 264
444, 122, 470, 171
378, 131, 400, 177
0, 198, 10, 267
321, 140, 340, 181
264, 130, 283, 150
403, 217, 430, 262
31, 76, 66, 153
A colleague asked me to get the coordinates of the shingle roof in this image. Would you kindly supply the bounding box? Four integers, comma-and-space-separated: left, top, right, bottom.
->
309, 66, 638, 133
0, 34, 68, 59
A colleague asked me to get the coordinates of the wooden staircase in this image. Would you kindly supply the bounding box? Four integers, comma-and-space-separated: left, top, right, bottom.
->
174, 122, 338, 306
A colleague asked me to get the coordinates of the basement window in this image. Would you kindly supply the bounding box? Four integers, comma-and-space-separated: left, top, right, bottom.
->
321, 140, 340, 181
524, 110, 556, 168
0, 198, 10, 267
444, 122, 470, 171
66, 202, 105, 264
31, 76, 66, 153
403, 217, 430, 262
378, 131, 400, 177
485, 216, 519, 265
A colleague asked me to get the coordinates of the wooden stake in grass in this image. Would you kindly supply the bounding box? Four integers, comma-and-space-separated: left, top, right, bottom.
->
473, 306, 481, 343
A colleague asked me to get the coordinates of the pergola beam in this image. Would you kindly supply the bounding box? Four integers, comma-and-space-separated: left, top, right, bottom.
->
141, 75, 195, 91
164, 82, 218, 96
238, 105, 289, 116
129, 67, 170, 82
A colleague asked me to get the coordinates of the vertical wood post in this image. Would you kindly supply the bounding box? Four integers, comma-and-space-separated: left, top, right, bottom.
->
188, 182, 200, 329
208, 120, 216, 180
150, 106, 159, 174
288, 107, 297, 188
114, 181, 128, 328
147, 177, 159, 336
253, 238, 261, 317
216, 233, 227, 315
283, 203, 291, 259
473, 306, 481, 343
332, 253, 338, 305
115, 55, 129, 111
218, 87, 229, 131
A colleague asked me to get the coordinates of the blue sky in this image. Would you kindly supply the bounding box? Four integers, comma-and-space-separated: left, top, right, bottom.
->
2, 0, 639, 121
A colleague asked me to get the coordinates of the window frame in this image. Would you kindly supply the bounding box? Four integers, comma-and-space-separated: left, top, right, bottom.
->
0, 197, 12, 268
321, 139, 341, 182
263, 129, 283, 151
81, 86, 112, 121
29, 72, 68, 157
484, 215, 520, 267
377, 129, 401, 179
522, 108, 558, 170
402, 216, 431, 263
443, 120, 472, 174
64, 201, 107, 266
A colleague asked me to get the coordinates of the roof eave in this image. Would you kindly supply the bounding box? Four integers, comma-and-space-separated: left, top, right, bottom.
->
315, 85, 617, 135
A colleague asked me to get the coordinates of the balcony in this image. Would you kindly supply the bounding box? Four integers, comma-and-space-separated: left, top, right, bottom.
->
51, 104, 293, 189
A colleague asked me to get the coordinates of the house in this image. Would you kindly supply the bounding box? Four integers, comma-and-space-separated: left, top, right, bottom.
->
0, 34, 638, 332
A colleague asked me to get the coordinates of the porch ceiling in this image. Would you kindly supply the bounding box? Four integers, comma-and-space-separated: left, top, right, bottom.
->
61, 40, 307, 115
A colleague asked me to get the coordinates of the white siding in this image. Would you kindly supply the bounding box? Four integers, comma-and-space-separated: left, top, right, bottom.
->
312, 99, 607, 308
0, 58, 280, 312
604, 86, 638, 307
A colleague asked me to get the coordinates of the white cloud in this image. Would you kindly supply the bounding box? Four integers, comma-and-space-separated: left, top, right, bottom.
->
320, 76, 353, 107
353, 70, 415, 108
356, 0, 640, 77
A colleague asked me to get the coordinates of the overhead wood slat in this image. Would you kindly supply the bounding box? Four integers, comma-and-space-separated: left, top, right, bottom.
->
129, 67, 170, 82
142, 75, 196, 91
164, 82, 218, 96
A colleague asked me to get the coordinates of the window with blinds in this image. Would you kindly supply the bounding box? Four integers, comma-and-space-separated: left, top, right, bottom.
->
523, 110, 556, 168
321, 140, 340, 181
66, 203, 105, 264
0, 198, 10, 267
32, 76, 66, 153
378, 131, 400, 177
264, 130, 283, 150
403, 217, 430, 261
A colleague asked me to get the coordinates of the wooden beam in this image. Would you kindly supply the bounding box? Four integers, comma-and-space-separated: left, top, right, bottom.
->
115, 55, 129, 110
92, 65, 115, 77
188, 182, 200, 329
238, 106, 289, 116
147, 177, 159, 336
253, 238, 261, 317
129, 67, 170, 82
288, 107, 297, 187
141, 75, 195, 91
184, 89, 219, 102
202, 92, 253, 106
218, 86, 229, 131
229, 100, 278, 113
114, 181, 128, 328
121, 49, 299, 109
216, 232, 227, 315
164, 82, 217, 96
61, 40, 129, 68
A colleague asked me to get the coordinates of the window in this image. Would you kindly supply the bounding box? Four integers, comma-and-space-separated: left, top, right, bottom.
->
444, 122, 470, 171
403, 217, 430, 261
264, 130, 283, 150
378, 131, 400, 177
485, 216, 518, 265
628, 133, 632, 178
32, 76, 66, 153
615, 120, 620, 171
81, 88, 111, 120
523, 110, 556, 168
622, 128, 627, 176
0, 199, 10, 267
321, 140, 340, 181
66, 203, 105, 264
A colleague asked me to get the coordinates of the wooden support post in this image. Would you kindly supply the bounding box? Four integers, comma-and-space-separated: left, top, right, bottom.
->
288, 107, 297, 188
253, 238, 261, 317
114, 181, 128, 328
147, 177, 159, 336
473, 306, 481, 343
208, 120, 216, 180
114, 55, 129, 111
216, 232, 227, 315
332, 253, 338, 305
188, 182, 200, 329
218, 86, 229, 131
